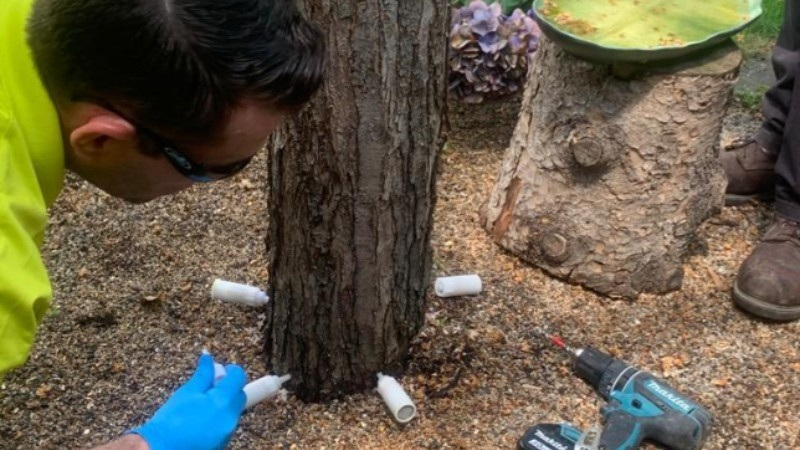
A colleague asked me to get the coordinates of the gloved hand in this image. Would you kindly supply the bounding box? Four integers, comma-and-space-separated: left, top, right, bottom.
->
129, 352, 247, 450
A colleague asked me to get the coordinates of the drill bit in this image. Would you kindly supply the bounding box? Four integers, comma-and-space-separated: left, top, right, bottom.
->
530, 326, 578, 355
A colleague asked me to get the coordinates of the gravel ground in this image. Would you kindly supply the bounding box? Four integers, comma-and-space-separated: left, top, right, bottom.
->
735, 53, 775, 95
1, 93, 798, 449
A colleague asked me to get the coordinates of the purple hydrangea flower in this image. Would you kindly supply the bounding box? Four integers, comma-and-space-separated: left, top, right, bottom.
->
469, 1, 502, 36
448, 3, 542, 103
478, 32, 507, 53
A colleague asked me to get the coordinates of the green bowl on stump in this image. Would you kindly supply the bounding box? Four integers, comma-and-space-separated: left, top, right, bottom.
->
531, 0, 762, 63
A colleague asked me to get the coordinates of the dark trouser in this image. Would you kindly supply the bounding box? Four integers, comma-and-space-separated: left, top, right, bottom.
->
757, 0, 800, 221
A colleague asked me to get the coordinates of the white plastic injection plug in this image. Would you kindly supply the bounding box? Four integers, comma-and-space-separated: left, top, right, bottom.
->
244, 374, 291, 409
211, 363, 289, 408
376, 373, 417, 423
211, 279, 269, 307
434, 274, 482, 298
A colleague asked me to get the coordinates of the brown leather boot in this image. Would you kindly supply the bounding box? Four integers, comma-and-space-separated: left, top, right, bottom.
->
719, 140, 777, 205
733, 216, 800, 321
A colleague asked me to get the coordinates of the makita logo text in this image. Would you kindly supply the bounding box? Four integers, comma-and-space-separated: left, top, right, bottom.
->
529, 430, 569, 450
646, 380, 693, 413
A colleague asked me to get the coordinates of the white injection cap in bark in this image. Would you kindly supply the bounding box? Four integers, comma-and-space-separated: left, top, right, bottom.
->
434, 274, 482, 298
244, 374, 291, 409
376, 373, 417, 423
211, 279, 269, 307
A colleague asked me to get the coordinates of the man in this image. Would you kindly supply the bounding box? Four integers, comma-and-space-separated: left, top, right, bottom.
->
720, 0, 800, 322
0, 0, 324, 447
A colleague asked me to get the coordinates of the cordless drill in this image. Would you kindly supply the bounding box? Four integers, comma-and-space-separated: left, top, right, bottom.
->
520, 340, 713, 450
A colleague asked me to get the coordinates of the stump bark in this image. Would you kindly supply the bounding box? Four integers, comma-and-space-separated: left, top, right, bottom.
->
481, 38, 742, 299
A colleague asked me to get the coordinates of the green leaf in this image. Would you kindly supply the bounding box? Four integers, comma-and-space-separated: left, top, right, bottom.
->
501, 0, 533, 14
534, 0, 762, 50
451, 0, 534, 15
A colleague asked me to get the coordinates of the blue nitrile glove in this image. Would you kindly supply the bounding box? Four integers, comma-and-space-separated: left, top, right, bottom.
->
129, 353, 247, 450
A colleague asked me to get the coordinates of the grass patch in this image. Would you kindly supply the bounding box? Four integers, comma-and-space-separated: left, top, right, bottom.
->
737, 0, 784, 57
736, 84, 770, 112
748, 0, 784, 37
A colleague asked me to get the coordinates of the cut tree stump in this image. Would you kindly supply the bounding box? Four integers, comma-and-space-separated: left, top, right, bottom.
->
481, 38, 742, 299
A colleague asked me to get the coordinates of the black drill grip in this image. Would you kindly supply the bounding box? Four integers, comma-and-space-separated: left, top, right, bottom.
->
599, 410, 645, 450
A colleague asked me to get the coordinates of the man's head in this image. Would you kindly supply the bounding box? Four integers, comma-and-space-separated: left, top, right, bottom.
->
28, 0, 324, 202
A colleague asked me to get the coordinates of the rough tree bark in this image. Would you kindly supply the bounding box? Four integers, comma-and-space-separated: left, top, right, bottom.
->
264, 2, 448, 401
481, 38, 742, 299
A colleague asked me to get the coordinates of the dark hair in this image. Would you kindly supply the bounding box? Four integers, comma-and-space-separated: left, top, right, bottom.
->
27, 0, 325, 138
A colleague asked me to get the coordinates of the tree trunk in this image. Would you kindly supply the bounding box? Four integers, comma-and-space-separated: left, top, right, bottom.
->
481, 38, 741, 299
264, 1, 448, 401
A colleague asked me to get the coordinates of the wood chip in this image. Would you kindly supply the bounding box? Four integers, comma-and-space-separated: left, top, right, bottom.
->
661, 355, 684, 375
35, 384, 51, 399
712, 377, 730, 387
142, 293, 163, 303
704, 264, 726, 290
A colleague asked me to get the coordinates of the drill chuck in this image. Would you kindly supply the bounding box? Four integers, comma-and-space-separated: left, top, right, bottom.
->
572, 347, 616, 390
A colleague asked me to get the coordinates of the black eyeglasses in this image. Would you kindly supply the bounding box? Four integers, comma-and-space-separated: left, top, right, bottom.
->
143, 130, 254, 183
80, 97, 254, 183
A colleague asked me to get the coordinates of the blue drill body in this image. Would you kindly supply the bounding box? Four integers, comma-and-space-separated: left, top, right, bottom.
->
573, 347, 713, 449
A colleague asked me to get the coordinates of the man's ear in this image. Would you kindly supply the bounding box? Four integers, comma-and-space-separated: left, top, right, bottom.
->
69, 111, 137, 157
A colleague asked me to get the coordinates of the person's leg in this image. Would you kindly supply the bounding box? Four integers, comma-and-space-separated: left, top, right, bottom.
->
732, 8, 800, 321
774, 84, 800, 222
721, 1, 800, 204
757, 0, 800, 153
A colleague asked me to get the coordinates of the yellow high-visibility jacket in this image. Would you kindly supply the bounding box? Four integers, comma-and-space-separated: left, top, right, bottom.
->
0, 0, 65, 376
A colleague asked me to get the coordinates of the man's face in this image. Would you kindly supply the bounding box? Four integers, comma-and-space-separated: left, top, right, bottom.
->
61, 101, 283, 203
